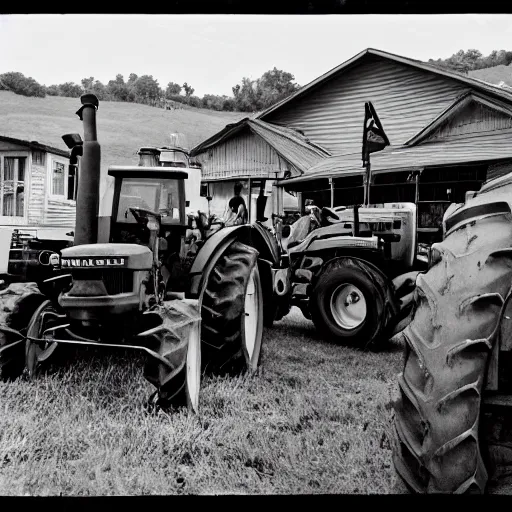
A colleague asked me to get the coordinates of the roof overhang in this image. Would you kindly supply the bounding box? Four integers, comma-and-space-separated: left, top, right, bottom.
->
0, 135, 70, 158
279, 130, 512, 187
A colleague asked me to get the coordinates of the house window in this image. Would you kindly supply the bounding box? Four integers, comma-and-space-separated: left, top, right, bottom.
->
2, 157, 26, 217
51, 160, 76, 200
52, 161, 66, 196
32, 150, 46, 166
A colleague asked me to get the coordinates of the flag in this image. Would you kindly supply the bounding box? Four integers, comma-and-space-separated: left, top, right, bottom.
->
362, 101, 389, 166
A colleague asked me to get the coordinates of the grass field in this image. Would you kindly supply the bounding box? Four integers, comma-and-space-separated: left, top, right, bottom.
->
0, 90, 244, 170
0, 308, 405, 496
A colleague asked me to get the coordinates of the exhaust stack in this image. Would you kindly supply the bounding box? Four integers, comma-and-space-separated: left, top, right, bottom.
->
74, 94, 100, 246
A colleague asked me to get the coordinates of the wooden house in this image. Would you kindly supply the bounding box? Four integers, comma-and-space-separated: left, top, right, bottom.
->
0, 135, 72, 238
190, 48, 512, 244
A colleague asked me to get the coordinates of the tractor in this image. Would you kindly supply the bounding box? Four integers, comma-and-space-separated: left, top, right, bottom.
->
0, 94, 279, 412
266, 200, 423, 349
392, 172, 512, 493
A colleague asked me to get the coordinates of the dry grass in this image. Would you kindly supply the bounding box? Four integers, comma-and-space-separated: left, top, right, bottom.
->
0, 90, 244, 170
0, 308, 405, 496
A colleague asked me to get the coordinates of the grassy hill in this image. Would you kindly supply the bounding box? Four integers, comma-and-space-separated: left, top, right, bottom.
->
469, 64, 512, 88
0, 91, 245, 169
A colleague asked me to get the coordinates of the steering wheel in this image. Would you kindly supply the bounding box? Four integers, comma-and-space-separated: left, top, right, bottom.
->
127, 207, 161, 224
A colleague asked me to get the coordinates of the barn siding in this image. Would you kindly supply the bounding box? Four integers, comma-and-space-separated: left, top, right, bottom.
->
263, 55, 471, 155
196, 129, 291, 179
428, 102, 512, 140
27, 162, 46, 225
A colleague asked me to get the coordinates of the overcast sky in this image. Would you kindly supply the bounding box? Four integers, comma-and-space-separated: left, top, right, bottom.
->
1, 14, 512, 97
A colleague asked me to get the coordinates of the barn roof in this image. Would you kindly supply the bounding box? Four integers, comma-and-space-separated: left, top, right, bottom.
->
283, 129, 512, 185
190, 118, 330, 174
0, 135, 70, 158
256, 48, 512, 120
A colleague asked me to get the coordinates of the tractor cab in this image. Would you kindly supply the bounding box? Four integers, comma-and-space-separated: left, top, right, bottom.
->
107, 166, 188, 246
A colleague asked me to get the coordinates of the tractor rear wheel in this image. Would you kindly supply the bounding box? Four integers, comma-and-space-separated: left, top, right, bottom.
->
0, 283, 46, 381
392, 208, 512, 493
309, 258, 390, 349
201, 241, 263, 375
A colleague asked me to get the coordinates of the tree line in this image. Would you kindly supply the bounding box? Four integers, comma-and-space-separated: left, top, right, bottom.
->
428, 49, 512, 74
0, 68, 300, 113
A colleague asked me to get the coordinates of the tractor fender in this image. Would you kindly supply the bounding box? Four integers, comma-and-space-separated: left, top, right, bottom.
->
187, 225, 253, 300
250, 222, 280, 266
187, 222, 281, 300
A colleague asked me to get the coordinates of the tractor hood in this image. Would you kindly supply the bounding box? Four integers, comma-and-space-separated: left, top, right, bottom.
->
60, 243, 152, 270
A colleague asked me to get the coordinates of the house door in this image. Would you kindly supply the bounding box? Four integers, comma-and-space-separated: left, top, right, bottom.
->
1, 156, 26, 220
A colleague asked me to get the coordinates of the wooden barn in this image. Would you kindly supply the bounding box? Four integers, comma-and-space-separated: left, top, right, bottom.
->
190, 48, 512, 245
0, 136, 72, 236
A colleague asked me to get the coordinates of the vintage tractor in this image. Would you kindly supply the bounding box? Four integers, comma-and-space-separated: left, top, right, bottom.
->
392, 172, 512, 493
0, 94, 279, 412
267, 201, 422, 349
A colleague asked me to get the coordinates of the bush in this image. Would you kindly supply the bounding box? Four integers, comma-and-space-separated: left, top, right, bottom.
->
0, 72, 46, 97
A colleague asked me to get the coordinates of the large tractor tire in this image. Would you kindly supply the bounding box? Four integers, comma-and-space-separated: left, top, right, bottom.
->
309, 257, 392, 349
143, 241, 263, 413
393, 201, 512, 493
0, 282, 46, 381
142, 300, 201, 413
201, 241, 263, 375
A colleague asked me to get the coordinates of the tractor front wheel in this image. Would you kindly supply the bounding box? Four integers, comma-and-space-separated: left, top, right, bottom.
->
25, 300, 62, 380
309, 258, 389, 349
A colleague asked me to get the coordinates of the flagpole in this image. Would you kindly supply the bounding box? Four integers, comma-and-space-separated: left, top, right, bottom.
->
365, 156, 371, 206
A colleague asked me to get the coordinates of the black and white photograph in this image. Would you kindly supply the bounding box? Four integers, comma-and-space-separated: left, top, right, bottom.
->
1, 11, 512, 496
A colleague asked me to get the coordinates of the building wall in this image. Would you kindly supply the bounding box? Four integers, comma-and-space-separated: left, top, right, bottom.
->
43, 152, 75, 227
196, 128, 292, 180
263, 55, 473, 155
0, 141, 73, 228
27, 160, 46, 225
428, 102, 512, 140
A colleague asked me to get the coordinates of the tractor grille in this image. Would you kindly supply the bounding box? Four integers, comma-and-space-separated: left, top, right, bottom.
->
72, 269, 134, 295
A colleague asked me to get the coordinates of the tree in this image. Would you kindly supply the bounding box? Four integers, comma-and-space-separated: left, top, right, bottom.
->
46, 84, 60, 96
81, 76, 95, 92
182, 82, 195, 103
58, 82, 84, 98
258, 67, 299, 107
165, 82, 182, 98
231, 68, 299, 112
0, 72, 46, 97
107, 74, 130, 101
132, 75, 161, 105
428, 48, 512, 74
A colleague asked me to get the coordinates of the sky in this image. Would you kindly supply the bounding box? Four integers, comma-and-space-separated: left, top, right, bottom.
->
1, 14, 512, 98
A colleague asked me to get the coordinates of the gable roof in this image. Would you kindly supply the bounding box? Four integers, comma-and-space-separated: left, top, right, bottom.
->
256, 48, 512, 120
405, 91, 512, 146
0, 135, 70, 159
190, 118, 330, 174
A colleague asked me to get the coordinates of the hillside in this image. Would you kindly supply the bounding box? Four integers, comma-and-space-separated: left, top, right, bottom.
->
0, 91, 245, 169
468, 64, 512, 89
